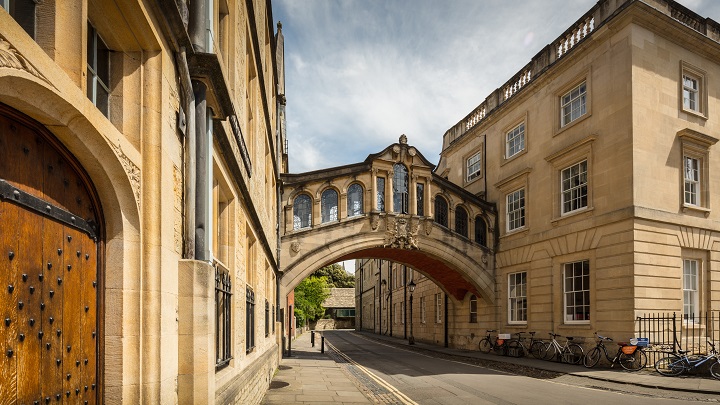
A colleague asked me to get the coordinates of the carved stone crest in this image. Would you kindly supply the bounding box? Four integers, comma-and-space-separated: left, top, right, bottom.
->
383, 216, 419, 250
290, 241, 300, 253
423, 219, 433, 235
370, 212, 380, 231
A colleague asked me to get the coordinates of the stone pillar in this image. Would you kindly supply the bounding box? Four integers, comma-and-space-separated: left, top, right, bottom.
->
386, 170, 393, 213
178, 260, 215, 405
371, 168, 378, 211
409, 174, 418, 216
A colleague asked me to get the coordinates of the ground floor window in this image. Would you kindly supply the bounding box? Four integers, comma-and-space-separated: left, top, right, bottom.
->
683, 259, 699, 320
435, 293, 443, 323
420, 296, 426, 323
563, 261, 589, 323
469, 295, 477, 323
215, 263, 232, 369
508, 272, 527, 323
246, 286, 256, 353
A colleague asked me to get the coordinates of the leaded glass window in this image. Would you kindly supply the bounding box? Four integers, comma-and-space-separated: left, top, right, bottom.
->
455, 206, 468, 238
293, 194, 312, 229
347, 183, 363, 217
393, 164, 409, 213
416, 183, 424, 216
376, 177, 385, 211
321, 189, 338, 223
475, 217, 487, 247
434, 196, 448, 227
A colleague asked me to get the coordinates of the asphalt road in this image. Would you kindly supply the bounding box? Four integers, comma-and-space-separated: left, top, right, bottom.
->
322, 330, 717, 405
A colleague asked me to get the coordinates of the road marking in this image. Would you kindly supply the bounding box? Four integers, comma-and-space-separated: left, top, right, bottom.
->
324, 338, 419, 405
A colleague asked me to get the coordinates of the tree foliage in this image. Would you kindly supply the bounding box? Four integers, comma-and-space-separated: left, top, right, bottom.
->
311, 263, 355, 288
293, 276, 330, 326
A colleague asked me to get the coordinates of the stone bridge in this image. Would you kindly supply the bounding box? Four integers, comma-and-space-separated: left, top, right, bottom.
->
279, 136, 497, 304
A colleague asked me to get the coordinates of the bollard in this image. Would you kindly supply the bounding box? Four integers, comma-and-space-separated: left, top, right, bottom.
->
311, 331, 315, 347
321, 336, 325, 353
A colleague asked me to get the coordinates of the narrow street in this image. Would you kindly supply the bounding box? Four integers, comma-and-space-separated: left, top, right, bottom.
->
320, 330, 718, 404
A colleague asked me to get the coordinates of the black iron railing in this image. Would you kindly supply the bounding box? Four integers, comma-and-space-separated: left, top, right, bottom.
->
636, 311, 719, 365
215, 262, 233, 369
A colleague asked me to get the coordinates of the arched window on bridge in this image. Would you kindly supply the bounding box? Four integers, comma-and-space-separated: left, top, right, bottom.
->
393, 163, 409, 214
475, 216, 488, 247
434, 196, 448, 227
321, 189, 339, 223
293, 194, 312, 229
347, 183, 364, 217
455, 206, 468, 238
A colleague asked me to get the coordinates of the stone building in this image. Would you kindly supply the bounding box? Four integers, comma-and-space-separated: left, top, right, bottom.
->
357, 0, 720, 350
0, 0, 285, 403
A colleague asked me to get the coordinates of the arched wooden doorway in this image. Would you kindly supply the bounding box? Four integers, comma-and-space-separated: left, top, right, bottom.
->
0, 104, 103, 404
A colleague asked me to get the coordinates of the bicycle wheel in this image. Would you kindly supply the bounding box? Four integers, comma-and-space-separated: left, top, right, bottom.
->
479, 338, 492, 353
562, 343, 584, 364
709, 358, 720, 380
654, 355, 684, 376
583, 347, 601, 368
619, 349, 647, 372
507, 340, 524, 358
541, 343, 556, 361
529, 341, 546, 359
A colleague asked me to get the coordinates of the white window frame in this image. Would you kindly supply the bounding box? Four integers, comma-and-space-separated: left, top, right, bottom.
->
683, 259, 699, 322
506, 188, 525, 232
561, 160, 588, 215
435, 293, 442, 323
508, 272, 527, 324
682, 74, 699, 112
560, 82, 587, 127
680, 62, 707, 118
469, 295, 478, 323
466, 152, 482, 182
684, 156, 700, 206
506, 123, 525, 159
563, 260, 590, 324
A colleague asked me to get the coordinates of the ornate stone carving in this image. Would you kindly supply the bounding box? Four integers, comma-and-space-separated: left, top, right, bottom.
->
481, 254, 488, 264
383, 216, 419, 250
370, 212, 380, 231
173, 164, 183, 254
0, 34, 51, 85
424, 219, 433, 235
290, 241, 300, 253
111, 142, 141, 203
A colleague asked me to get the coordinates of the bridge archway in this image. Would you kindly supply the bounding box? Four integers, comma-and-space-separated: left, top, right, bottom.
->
280, 136, 497, 306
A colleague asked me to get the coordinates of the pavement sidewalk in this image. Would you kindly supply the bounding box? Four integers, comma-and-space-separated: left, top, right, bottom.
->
263, 330, 720, 405
261, 331, 372, 404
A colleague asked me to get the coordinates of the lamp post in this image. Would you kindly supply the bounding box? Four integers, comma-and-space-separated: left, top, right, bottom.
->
408, 280, 416, 345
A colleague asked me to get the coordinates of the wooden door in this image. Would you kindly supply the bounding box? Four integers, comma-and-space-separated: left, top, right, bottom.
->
0, 105, 101, 404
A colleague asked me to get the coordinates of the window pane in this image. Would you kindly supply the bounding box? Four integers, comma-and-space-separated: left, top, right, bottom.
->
293, 194, 311, 229
321, 189, 338, 223
393, 164, 409, 213
416, 183, 424, 216
376, 177, 385, 211
455, 206, 468, 237
347, 184, 363, 217
434, 197, 448, 227
474, 217, 487, 246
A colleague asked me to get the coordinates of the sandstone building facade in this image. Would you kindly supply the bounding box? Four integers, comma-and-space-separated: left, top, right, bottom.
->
357, 0, 720, 350
0, 0, 285, 403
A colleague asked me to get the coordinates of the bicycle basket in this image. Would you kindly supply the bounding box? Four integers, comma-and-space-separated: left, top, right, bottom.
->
621, 345, 637, 354
496, 339, 505, 345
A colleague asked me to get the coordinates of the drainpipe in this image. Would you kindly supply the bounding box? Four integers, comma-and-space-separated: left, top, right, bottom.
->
189, 0, 210, 261
444, 293, 449, 348
389, 264, 393, 337
403, 266, 407, 339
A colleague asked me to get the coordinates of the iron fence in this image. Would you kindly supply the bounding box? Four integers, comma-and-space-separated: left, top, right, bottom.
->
635, 311, 719, 365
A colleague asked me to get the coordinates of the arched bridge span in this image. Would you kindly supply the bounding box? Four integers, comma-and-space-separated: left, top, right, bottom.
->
279, 136, 497, 304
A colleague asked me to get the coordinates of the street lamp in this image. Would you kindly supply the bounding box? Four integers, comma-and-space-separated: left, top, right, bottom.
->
408, 280, 416, 345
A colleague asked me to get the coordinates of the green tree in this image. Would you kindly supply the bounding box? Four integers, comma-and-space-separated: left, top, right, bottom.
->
294, 276, 330, 326
312, 263, 355, 288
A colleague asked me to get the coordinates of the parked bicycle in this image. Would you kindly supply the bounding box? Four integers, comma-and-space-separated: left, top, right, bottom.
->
541, 333, 584, 364
654, 341, 720, 379
583, 332, 647, 371
506, 331, 546, 359
479, 330, 508, 355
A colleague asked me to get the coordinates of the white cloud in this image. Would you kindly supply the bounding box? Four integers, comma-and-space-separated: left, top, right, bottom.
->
274, 0, 719, 173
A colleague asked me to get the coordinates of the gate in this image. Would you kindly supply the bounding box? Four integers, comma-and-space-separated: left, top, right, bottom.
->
0, 105, 101, 403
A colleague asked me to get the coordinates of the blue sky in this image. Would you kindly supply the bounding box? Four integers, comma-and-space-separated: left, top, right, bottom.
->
273, 0, 720, 174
